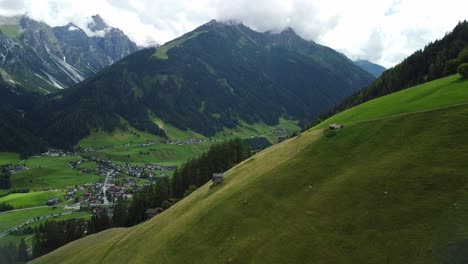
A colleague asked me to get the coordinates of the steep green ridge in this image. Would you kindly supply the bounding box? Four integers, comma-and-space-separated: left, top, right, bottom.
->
315, 74, 468, 128
319, 20, 468, 122
153, 31, 207, 59
34, 77, 468, 263
37, 20, 373, 149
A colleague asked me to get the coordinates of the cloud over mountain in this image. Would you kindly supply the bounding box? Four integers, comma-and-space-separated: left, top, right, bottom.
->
0, 0, 467, 67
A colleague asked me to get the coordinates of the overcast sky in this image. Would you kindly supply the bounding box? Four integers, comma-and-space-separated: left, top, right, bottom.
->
0, 0, 467, 67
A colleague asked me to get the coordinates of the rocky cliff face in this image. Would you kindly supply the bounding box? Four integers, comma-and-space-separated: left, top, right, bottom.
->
0, 15, 139, 93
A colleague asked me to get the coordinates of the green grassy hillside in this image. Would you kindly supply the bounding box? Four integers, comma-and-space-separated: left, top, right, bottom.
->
12, 156, 99, 190
315, 74, 468, 128
34, 74, 468, 263
0, 190, 64, 209
0, 152, 20, 166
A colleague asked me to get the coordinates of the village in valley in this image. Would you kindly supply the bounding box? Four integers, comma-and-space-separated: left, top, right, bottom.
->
0, 122, 297, 257
0, 140, 190, 247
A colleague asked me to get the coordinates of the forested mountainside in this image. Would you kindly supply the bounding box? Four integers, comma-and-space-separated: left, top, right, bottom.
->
315, 20, 468, 124
37, 20, 374, 149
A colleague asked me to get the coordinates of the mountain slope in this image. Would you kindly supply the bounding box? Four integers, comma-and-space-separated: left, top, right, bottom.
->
34, 75, 468, 264
0, 15, 138, 93
0, 77, 48, 156
315, 74, 468, 128
39, 20, 374, 148
354, 59, 386, 77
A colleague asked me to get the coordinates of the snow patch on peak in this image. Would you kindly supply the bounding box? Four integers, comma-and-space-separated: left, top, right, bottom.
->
68, 25, 79, 31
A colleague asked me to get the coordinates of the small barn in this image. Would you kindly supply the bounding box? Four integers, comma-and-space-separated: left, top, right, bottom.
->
212, 173, 224, 185
328, 124, 343, 130
277, 136, 287, 143
146, 208, 163, 219
47, 197, 60, 206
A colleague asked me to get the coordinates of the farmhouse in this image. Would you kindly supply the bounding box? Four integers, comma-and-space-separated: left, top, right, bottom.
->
47, 197, 60, 206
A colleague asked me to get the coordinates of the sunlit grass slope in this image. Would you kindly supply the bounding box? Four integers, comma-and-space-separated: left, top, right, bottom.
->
0, 190, 64, 209
315, 74, 468, 128
35, 76, 468, 263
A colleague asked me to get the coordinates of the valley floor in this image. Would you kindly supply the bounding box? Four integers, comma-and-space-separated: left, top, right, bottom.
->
0, 118, 299, 260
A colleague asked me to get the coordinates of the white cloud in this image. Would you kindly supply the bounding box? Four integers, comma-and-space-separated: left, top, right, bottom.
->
0, 0, 467, 67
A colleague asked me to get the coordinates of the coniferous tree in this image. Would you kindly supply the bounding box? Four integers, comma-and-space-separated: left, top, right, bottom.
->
0, 168, 11, 189
17, 239, 28, 262
0, 243, 16, 264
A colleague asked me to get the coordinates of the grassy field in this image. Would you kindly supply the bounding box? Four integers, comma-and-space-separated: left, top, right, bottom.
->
78, 129, 163, 148
0, 24, 21, 39
80, 116, 299, 148
0, 207, 63, 233
78, 117, 300, 167
0, 152, 21, 166
0, 190, 64, 209
0, 234, 30, 247
88, 142, 212, 166
153, 31, 207, 60
153, 117, 206, 141
34, 76, 468, 264
76, 161, 97, 170
27, 211, 92, 229
315, 74, 468, 128
12, 156, 100, 190
214, 118, 300, 143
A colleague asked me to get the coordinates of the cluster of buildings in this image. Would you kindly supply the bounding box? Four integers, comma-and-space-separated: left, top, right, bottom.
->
1, 164, 27, 174
137, 139, 208, 147
164, 138, 206, 145
62, 176, 141, 207
38, 149, 74, 157
88, 156, 175, 178
68, 160, 94, 174
105, 184, 134, 203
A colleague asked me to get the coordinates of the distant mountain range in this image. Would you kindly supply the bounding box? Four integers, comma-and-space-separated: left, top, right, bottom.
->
0, 19, 375, 154
0, 14, 138, 93
354, 60, 386, 77
36, 20, 375, 148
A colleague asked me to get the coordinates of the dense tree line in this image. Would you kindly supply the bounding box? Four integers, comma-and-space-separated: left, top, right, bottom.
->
309, 20, 468, 127
0, 202, 13, 212
113, 176, 172, 227
0, 168, 11, 189
243, 137, 272, 151
0, 243, 18, 264
459, 63, 468, 78
172, 138, 252, 197
0, 239, 28, 263
112, 138, 252, 227
0, 77, 49, 157
0, 138, 252, 262
31, 214, 114, 260
32, 219, 88, 258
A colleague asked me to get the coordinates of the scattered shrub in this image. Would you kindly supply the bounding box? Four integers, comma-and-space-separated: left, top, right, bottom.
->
458, 63, 468, 78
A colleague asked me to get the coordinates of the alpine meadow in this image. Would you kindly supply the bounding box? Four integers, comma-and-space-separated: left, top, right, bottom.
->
0, 1, 467, 264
